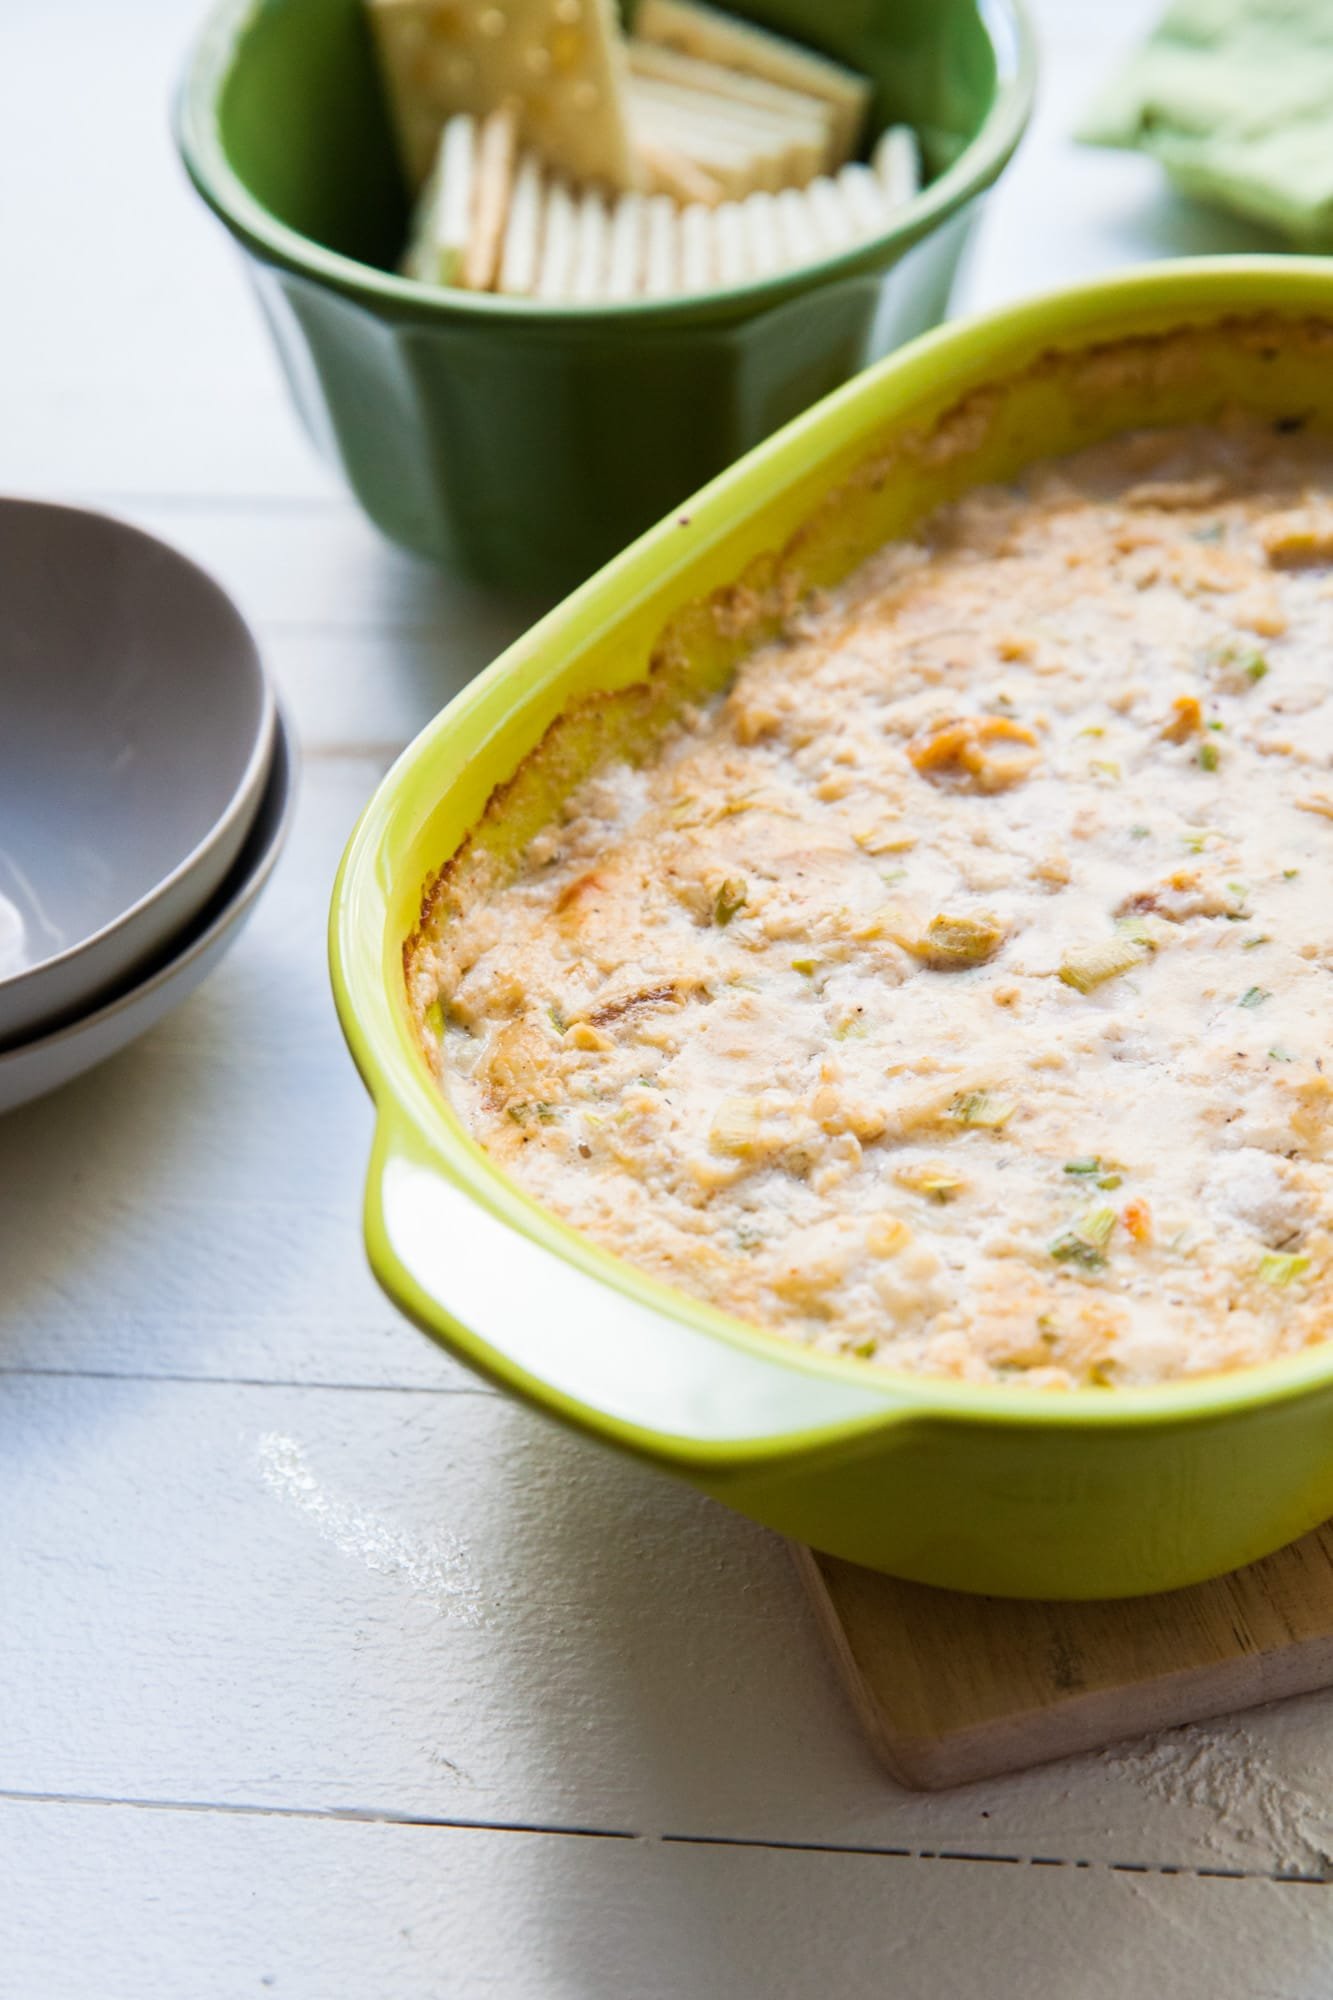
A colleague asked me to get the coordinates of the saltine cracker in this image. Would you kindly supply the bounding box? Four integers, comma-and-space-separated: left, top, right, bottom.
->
368, 0, 640, 192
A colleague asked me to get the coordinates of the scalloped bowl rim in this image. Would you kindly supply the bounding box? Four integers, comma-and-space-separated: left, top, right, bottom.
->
175, 0, 1037, 323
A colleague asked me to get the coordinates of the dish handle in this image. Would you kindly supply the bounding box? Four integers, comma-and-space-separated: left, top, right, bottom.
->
364, 1116, 911, 1469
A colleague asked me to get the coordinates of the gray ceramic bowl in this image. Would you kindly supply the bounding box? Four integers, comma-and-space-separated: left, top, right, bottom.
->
0, 499, 277, 1046
0, 709, 294, 1114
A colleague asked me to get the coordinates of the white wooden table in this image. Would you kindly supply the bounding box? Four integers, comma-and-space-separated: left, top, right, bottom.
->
5, 4, 1332, 1993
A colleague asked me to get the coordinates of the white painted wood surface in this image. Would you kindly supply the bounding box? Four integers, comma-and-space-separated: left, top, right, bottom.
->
2, 0, 1327, 1993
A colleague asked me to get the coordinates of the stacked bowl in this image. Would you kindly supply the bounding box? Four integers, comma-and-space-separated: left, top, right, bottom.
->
0, 499, 293, 1112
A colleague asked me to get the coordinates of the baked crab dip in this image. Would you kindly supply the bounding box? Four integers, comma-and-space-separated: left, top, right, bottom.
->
407, 408, 1333, 1391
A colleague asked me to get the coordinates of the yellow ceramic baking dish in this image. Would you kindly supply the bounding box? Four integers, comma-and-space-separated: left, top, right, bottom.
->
332, 257, 1333, 1600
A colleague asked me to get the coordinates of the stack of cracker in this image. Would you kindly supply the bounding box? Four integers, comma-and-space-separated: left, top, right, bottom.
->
370, 0, 922, 300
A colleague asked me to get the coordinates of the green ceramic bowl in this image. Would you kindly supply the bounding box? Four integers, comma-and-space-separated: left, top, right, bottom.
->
175, 0, 1034, 595
332, 258, 1333, 1601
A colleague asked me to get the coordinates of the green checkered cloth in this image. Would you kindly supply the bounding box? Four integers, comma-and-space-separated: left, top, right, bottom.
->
1079, 0, 1333, 249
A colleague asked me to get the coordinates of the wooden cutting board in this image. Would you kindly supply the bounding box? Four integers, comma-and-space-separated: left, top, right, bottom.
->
795, 1526, 1333, 1791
